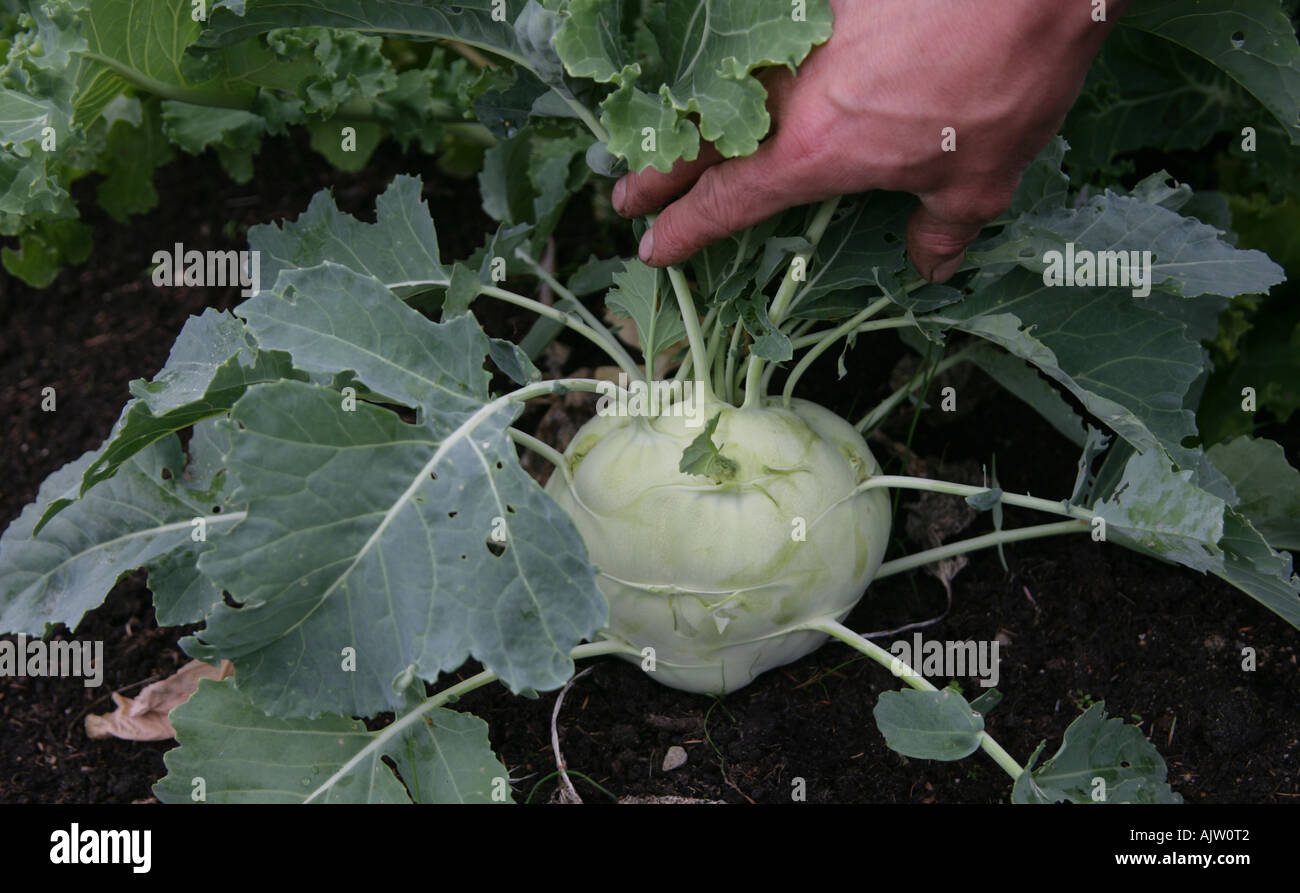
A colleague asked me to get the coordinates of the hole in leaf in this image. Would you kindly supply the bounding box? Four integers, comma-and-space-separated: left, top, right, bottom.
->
883, 232, 899, 243
505, 505, 516, 514
161, 468, 173, 480
487, 541, 506, 557
448, 511, 458, 519
222, 591, 244, 609
460, 554, 467, 560
1120, 760, 1131, 769
430, 472, 438, 481
211, 505, 222, 514
495, 461, 504, 470
1230, 31, 1245, 47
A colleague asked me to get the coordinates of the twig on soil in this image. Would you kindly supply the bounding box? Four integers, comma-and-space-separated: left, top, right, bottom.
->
551, 666, 593, 804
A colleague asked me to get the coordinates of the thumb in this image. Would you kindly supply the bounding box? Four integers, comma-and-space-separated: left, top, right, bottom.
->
905, 201, 991, 283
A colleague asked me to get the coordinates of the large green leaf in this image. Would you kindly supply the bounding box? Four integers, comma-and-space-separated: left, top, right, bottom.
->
0, 438, 238, 636
187, 380, 606, 717
1206, 436, 1300, 550
1121, 0, 1300, 145
71, 0, 271, 123
1065, 26, 1246, 175
970, 181, 1286, 300
247, 174, 450, 295
237, 264, 487, 428
1089, 447, 1227, 573
947, 268, 1206, 467
1013, 703, 1182, 804
76, 309, 304, 499
1214, 510, 1300, 629
156, 679, 510, 803
200, 0, 529, 64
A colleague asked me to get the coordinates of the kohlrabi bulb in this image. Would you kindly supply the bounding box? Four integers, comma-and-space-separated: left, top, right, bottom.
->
545, 397, 891, 694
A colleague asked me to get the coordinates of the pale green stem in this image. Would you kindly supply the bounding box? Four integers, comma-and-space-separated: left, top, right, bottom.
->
665, 264, 716, 402
789, 315, 915, 350
711, 315, 728, 392
477, 284, 643, 383
854, 476, 1094, 521
855, 346, 974, 433
782, 296, 893, 405
675, 307, 720, 384
303, 640, 637, 804
564, 97, 609, 143
507, 427, 567, 477
742, 197, 841, 408
875, 520, 1087, 578
723, 323, 744, 404
769, 198, 841, 326
760, 352, 779, 395
802, 618, 1025, 782
513, 251, 645, 384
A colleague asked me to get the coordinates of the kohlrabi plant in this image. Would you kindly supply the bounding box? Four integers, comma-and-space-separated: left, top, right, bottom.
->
2, 0, 1299, 804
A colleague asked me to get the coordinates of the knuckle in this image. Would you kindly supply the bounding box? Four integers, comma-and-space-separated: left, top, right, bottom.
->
688, 166, 742, 239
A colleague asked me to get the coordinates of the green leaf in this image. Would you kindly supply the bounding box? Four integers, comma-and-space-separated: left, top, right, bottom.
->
94, 100, 174, 220
75, 310, 304, 499
247, 175, 450, 295
606, 258, 685, 367
488, 337, 542, 385
1064, 26, 1247, 176
0, 438, 240, 636
796, 192, 911, 307
1199, 291, 1300, 441
307, 117, 384, 172
1121, 0, 1300, 145
872, 688, 984, 762
1008, 137, 1070, 217
238, 263, 489, 426
1, 218, 93, 287
1090, 446, 1226, 573
201, 0, 528, 65
971, 183, 1286, 300
968, 689, 1003, 717
567, 254, 627, 296
555, 0, 833, 171
1206, 437, 1300, 550
678, 412, 736, 483
964, 343, 1087, 448
1013, 703, 1182, 804
162, 102, 266, 184
737, 293, 792, 363
1214, 509, 1300, 629
949, 269, 1206, 467
187, 380, 606, 717
156, 679, 510, 803
72, 0, 265, 123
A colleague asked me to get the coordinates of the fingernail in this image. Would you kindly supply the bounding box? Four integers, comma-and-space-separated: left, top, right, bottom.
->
638, 228, 655, 264
612, 178, 628, 214
930, 254, 964, 283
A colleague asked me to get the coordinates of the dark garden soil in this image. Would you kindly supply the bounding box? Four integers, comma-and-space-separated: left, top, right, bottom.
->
1, 133, 1297, 805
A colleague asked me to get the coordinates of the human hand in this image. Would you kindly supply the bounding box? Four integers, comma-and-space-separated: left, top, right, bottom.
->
612, 0, 1128, 281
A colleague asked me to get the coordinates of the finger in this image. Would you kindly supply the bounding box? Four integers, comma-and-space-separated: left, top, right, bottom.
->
613, 144, 725, 218
640, 142, 821, 266
906, 191, 1009, 283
